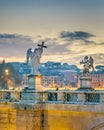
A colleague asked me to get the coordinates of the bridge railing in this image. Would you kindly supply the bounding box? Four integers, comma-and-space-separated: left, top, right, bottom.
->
0, 90, 21, 102
42, 90, 104, 105
0, 89, 104, 105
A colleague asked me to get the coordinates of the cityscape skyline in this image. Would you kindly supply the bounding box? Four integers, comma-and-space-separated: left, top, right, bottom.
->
0, 0, 104, 66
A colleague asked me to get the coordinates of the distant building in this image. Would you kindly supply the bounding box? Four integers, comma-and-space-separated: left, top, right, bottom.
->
90, 74, 104, 88
20, 75, 62, 88
7, 62, 104, 88
60, 70, 78, 87
42, 70, 78, 87
42, 76, 62, 87
9, 61, 80, 88
78, 71, 104, 88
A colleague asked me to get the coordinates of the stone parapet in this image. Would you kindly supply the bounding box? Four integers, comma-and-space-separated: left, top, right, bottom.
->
0, 89, 104, 105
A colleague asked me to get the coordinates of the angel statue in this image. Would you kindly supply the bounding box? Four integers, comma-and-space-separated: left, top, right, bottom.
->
26, 42, 47, 75
80, 56, 94, 76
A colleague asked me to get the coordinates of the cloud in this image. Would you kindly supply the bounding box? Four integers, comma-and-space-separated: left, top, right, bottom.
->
42, 38, 70, 55
0, 34, 34, 45
0, 32, 104, 66
0, 34, 29, 39
90, 53, 104, 65
60, 31, 95, 40
0, 34, 37, 58
39, 33, 104, 66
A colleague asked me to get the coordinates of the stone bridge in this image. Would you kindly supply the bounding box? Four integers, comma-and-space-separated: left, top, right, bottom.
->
0, 89, 104, 130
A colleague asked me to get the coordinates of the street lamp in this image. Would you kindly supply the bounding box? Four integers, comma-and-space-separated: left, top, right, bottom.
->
4, 69, 9, 76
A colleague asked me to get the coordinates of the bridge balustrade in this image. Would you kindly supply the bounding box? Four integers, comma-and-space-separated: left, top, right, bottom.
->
42, 90, 104, 105
85, 93, 100, 104
0, 90, 104, 105
63, 92, 78, 104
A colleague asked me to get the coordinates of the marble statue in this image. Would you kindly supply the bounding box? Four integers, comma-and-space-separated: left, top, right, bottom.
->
26, 42, 47, 75
80, 56, 94, 76
26, 48, 32, 63
89, 56, 94, 70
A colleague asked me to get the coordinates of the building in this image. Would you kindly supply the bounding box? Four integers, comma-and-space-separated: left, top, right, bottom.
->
60, 70, 78, 87
90, 73, 104, 88
42, 76, 62, 87
78, 71, 104, 89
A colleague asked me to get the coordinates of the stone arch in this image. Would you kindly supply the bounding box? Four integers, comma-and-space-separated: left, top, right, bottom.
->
89, 122, 104, 130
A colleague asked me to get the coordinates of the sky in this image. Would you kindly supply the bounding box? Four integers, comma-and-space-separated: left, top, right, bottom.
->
0, 0, 104, 67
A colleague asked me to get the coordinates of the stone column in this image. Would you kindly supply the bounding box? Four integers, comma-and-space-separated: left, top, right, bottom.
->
43, 92, 48, 102
20, 74, 43, 102
79, 76, 93, 90
28, 74, 42, 90
100, 93, 104, 104
78, 92, 86, 104
57, 92, 63, 103
35, 91, 43, 103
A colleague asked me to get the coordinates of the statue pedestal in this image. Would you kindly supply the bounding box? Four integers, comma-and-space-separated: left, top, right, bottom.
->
27, 74, 42, 91
78, 76, 94, 90
20, 74, 43, 102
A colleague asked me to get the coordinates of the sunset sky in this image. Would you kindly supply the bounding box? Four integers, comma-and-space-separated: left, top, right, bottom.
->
0, 0, 104, 67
